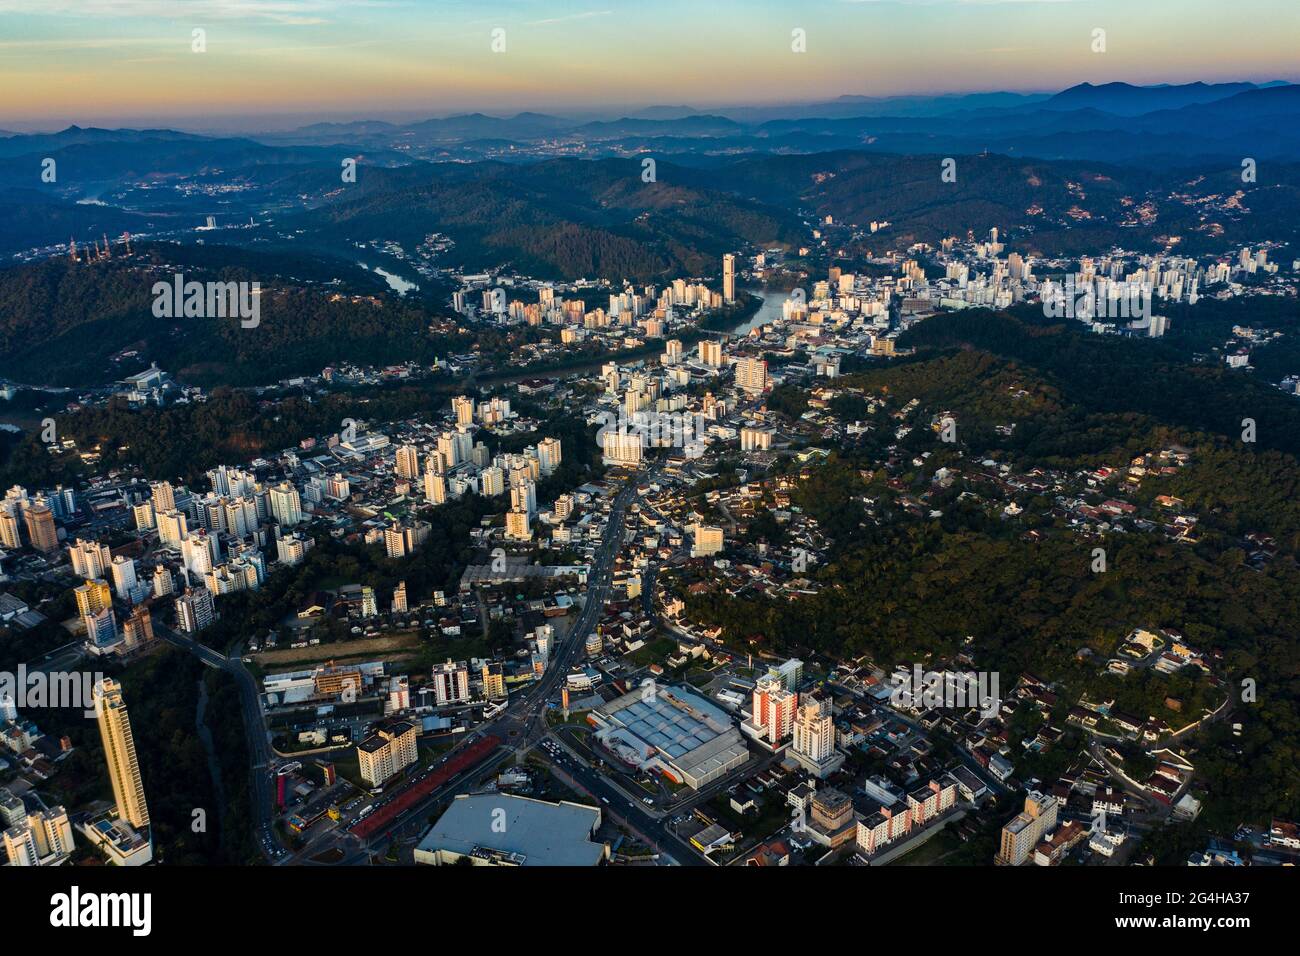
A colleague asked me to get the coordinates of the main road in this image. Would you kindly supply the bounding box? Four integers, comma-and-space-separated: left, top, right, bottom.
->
158, 466, 662, 863
155, 621, 285, 862
349, 469, 644, 848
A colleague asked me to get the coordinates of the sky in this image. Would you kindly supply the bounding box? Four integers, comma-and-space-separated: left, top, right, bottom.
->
2, 0, 1298, 130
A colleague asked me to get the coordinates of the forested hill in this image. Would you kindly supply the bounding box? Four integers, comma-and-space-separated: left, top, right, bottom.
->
681, 319, 1300, 832
900, 307, 1300, 458
286, 156, 803, 282
0, 244, 462, 388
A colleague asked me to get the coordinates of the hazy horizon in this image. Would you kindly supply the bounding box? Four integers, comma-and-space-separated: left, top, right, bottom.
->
5, 78, 1298, 135
3, 0, 1298, 131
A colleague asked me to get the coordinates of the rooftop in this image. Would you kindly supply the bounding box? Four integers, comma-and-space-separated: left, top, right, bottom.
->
416, 793, 605, 867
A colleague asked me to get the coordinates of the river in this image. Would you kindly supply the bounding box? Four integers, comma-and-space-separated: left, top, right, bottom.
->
480, 287, 790, 386
731, 286, 790, 334
357, 261, 419, 296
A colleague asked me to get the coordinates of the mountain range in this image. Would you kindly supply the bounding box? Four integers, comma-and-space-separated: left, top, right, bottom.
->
228, 80, 1300, 162
2, 80, 1298, 274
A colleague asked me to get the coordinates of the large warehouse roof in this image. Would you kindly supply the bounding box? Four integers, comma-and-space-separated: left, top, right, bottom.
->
416, 794, 606, 867
593, 684, 750, 787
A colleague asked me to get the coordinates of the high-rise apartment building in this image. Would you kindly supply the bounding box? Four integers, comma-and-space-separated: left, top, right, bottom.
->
735, 356, 769, 395
746, 673, 797, 747
481, 662, 506, 701
698, 339, 723, 367
123, 606, 154, 647
997, 791, 1060, 866
384, 525, 409, 559
602, 430, 644, 467
505, 508, 531, 541
692, 524, 724, 557
181, 530, 218, 577
111, 555, 138, 601
3, 806, 75, 866
150, 480, 176, 515
157, 509, 188, 548
175, 587, 215, 634
452, 395, 475, 426
395, 444, 421, 480
436, 431, 461, 470
83, 607, 119, 649
510, 479, 537, 518
132, 500, 155, 531
431, 660, 471, 706
69, 538, 113, 578
23, 502, 58, 553
269, 482, 302, 526
480, 465, 505, 497
93, 678, 150, 830
0, 509, 20, 550
74, 578, 113, 617
424, 470, 448, 506
153, 564, 175, 598
357, 720, 418, 788
790, 694, 844, 777
360, 586, 378, 618
792, 696, 835, 763
537, 437, 562, 476
740, 426, 773, 451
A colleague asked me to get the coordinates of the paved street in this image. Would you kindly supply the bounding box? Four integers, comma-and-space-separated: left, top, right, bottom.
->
155, 622, 285, 862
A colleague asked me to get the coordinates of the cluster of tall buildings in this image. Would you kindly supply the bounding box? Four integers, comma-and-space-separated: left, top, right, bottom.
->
0, 485, 62, 554
1, 798, 74, 867
63, 535, 159, 654
383, 520, 432, 558
598, 354, 745, 469
396, 412, 562, 547
133, 474, 285, 629
457, 278, 725, 332
736, 659, 846, 778
3, 678, 152, 867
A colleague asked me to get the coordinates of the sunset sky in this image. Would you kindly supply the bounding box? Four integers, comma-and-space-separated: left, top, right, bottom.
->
2, 0, 1297, 130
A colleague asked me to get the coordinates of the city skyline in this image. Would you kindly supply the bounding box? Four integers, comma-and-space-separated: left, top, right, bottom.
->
1, 0, 1296, 911
2, 0, 1298, 129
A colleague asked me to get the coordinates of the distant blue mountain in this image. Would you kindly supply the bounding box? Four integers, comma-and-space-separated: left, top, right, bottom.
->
1039, 81, 1265, 115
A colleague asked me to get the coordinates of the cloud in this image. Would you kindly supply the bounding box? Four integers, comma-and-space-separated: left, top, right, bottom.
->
0, 0, 396, 25
530, 10, 613, 27
0, 37, 174, 50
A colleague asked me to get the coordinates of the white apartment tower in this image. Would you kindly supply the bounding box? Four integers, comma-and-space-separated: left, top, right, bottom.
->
432, 661, 471, 706
792, 696, 835, 763
69, 538, 113, 579
110, 555, 138, 602
537, 437, 562, 476
269, 482, 302, 526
